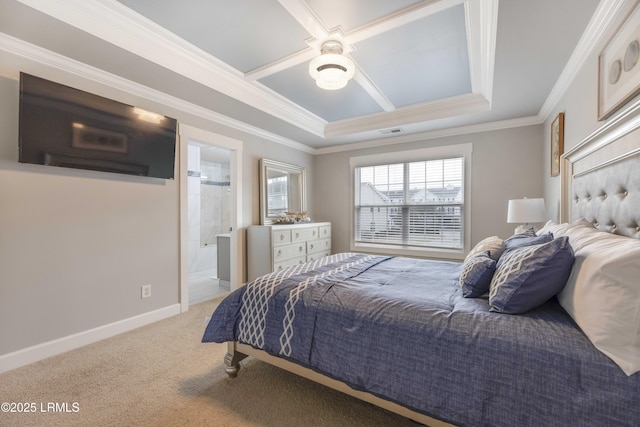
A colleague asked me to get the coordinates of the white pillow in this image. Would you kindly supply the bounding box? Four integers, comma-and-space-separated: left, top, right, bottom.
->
557, 227, 640, 376
561, 224, 608, 252
466, 236, 504, 261
537, 217, 595, 237
536, 220, 557, 236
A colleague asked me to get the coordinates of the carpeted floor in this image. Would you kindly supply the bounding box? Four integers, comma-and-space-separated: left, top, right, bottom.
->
0, 297, 421, 426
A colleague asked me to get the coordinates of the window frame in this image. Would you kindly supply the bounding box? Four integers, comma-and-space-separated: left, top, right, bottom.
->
349, 143, 472, 260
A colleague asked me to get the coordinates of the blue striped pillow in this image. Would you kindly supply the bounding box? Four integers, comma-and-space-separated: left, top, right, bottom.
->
460, 251, 496, 298
504, 232, 553, 251
489, 237, 575, 314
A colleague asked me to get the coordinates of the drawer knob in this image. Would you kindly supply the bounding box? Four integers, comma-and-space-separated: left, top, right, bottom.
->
309, 244, 314, 250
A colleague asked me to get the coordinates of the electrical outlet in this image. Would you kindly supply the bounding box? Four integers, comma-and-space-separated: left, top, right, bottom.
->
141, 284, 152, 299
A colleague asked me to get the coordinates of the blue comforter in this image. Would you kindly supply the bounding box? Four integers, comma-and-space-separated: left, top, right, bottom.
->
203, 253, 640, 427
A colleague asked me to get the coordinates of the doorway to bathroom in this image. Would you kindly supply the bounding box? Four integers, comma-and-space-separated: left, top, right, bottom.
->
187, 141, 231, 305
178, 124, 243, 312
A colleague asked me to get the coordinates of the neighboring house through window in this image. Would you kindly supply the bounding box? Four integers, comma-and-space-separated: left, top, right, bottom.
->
350, 144, 472, 259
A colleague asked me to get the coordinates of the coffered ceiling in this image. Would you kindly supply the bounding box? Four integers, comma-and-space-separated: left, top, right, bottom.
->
0, 0, 613, 150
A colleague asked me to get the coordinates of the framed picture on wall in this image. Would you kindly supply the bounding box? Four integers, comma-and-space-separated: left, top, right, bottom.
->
550, 112, 564, 177
598, 0, 640, 120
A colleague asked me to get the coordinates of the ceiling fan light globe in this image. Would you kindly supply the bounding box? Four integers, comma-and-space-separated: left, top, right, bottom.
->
316, 78, 347, 90
309, 51, 354, 90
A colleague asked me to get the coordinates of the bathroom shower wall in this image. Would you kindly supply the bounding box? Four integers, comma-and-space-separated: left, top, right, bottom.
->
200, 161, 230, 246
187, 144, 231, 274
187, 145, 208, 273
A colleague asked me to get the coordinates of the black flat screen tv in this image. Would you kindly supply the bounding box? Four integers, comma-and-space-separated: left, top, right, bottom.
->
19, 73, 177, 179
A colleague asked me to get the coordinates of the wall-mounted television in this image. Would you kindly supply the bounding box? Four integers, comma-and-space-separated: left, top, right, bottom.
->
19, 73, 177, 179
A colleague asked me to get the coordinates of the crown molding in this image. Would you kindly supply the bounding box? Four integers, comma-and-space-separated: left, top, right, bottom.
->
345, 0, 466, 45
538, 0, 628, 120
15, 0, 326, 138
0, 32, 315, 154
325, 93, 490, 138
474, 0, 499, 103
277, 0, 329, 42
316, 115, 543, 155
352, 68, 396, 112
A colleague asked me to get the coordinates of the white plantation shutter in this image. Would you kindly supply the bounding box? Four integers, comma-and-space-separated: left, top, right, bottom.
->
354, 157, 464, 250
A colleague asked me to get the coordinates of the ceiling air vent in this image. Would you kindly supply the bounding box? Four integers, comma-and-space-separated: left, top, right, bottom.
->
379, 128, 403, 135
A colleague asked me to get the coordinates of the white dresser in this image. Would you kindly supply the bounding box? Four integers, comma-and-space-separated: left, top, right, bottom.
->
247, 222, 331, 281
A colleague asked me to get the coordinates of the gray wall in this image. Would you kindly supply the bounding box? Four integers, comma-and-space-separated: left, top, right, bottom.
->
314, 125, 544, 255
0, 68, 313, 357
543, 44, 601, 221
0, 76, 175, 354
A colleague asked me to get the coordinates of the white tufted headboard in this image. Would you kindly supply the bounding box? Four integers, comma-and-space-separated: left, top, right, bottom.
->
561, 98, 640, 239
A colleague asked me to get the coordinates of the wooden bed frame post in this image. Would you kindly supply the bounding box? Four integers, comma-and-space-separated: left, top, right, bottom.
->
223, 342, 248, 378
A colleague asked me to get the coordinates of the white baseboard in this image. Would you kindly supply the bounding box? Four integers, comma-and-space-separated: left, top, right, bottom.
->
0, 304, 181, 374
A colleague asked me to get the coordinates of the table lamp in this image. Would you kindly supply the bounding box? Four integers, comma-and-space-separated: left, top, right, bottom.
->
507, 197, 546, 234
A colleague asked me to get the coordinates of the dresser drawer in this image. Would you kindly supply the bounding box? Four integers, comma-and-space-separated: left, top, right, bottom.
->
319, 224, 331, 239
307, 250, 331, 262
274, 256, 306, 272
273, 243, 305, 262
291, 226, 319, 242
307, 237, 331, 254
272, 229, 291, 246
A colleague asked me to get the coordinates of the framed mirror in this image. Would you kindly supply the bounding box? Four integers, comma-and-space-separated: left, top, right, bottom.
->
260, 158, 306, 225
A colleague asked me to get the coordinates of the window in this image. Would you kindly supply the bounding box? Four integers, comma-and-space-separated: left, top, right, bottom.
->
351, 144, 471, 258
266, 174, 288, 217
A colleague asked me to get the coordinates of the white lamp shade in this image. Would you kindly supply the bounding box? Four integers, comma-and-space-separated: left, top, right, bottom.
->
507, 198, 546, 223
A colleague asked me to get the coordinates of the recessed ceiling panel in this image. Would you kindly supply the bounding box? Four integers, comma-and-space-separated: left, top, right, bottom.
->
306, 0, 423, 33
352, 4, 471, 108
116, 0, 309, 73
260, 62, 383, 122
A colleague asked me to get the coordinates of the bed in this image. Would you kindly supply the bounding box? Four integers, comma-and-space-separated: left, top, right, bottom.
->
202, 108, 640, 426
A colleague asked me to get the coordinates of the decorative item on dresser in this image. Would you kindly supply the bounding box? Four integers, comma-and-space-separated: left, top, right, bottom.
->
247, 222, 331, 281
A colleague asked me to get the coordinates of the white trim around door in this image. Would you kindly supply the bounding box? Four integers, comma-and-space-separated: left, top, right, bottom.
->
178, 124, 243, 312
